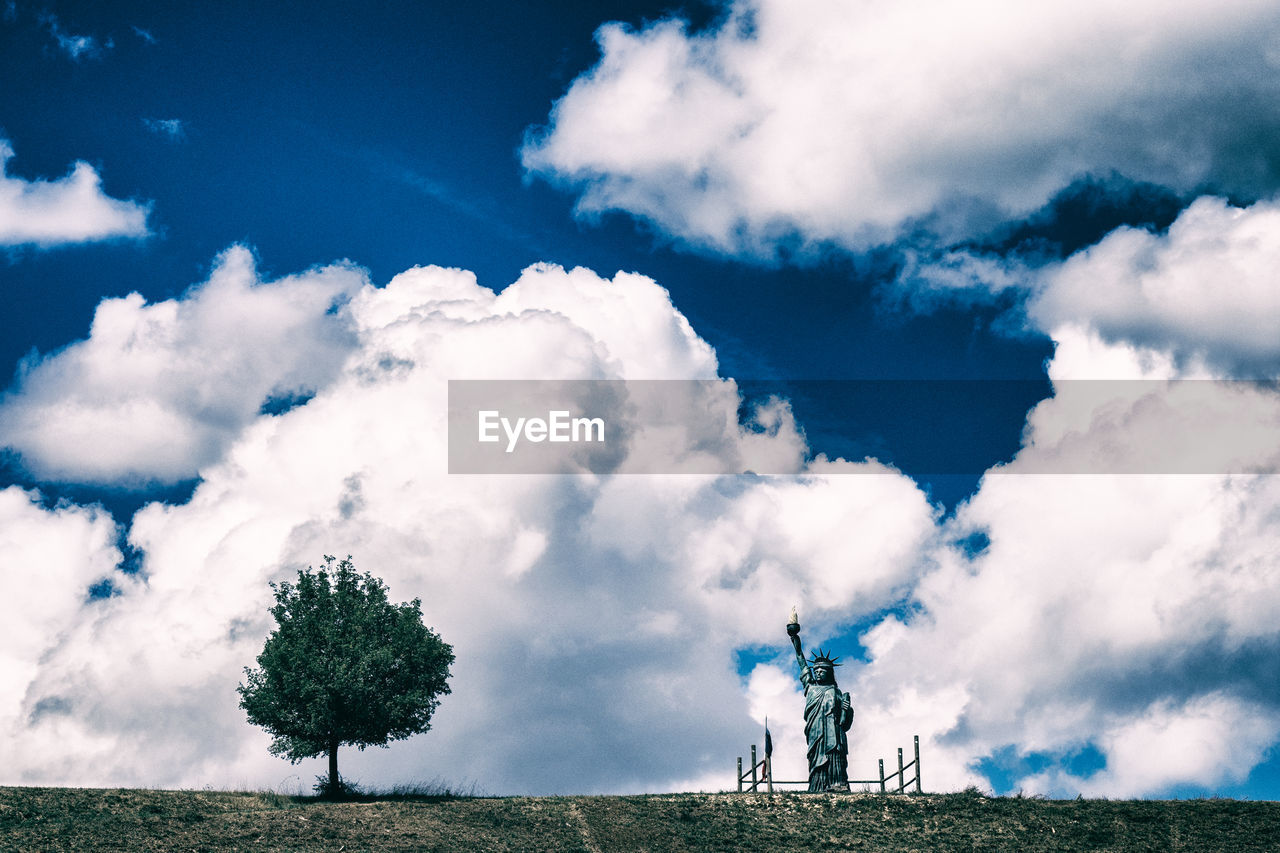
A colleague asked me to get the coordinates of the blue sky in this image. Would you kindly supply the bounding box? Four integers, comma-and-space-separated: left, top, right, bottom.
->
4, 0, 1280, 798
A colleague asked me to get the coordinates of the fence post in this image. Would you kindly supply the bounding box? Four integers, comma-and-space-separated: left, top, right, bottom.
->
751, 745, 758, 792
737, 756, 743, 793
766, 754, 773, 794
878, 758, 885, 794
914, 735, 922, 794
898, 748, 905, 794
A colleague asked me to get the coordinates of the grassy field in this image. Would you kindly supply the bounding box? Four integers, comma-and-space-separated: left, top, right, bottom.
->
3, 786, 1279, 852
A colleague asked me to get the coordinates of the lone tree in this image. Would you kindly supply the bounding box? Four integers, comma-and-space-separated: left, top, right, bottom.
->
238, 555, 454, 795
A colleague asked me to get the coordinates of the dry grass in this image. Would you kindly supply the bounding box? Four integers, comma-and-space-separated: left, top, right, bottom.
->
3, 786, 1279, 851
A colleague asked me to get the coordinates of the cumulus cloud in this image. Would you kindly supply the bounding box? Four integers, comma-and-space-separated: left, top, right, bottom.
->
841, 450, 1280, 795
0, 139, 151, 247
0, 246, 364, 484
0, 487, 119, 747
524, 0, 1280, 256
1029, 196, 1280, 376
1, 255, 937, 792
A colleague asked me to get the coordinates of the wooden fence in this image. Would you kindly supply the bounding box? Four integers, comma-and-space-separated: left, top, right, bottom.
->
737, 735, 922, 794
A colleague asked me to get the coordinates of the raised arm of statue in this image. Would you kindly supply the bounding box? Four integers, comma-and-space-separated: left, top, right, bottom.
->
787, 618, 813, 683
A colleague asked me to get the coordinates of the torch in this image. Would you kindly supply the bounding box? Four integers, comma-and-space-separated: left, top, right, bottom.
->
786, 604, 813, 680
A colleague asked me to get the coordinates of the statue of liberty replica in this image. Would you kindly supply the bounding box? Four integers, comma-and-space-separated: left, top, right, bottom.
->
786, 607, 854, 791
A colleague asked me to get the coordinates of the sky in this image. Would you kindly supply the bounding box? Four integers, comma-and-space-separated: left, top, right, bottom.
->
3, 0, 1280, 799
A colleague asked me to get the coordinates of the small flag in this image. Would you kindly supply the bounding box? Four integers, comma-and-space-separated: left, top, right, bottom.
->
764, 717, 773, 758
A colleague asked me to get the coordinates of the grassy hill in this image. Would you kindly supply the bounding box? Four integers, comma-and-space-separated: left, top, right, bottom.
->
3, 786, 1279, 852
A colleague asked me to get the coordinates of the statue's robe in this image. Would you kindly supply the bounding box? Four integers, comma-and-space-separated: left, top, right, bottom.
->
800, 667, 854, 791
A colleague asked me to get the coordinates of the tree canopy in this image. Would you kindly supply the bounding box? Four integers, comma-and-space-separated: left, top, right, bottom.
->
238, 555, 453, 794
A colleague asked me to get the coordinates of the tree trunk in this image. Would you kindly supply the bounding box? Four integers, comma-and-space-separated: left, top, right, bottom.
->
328, 739, 339, 793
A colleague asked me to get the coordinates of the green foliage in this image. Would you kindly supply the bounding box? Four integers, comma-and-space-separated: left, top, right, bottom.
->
238, 555, 454, 769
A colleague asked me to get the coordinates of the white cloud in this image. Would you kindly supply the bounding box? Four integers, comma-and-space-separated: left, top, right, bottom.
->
842, 468, 1280, 795
0, 245, 365, 484
142, 118, 186, 141
1029, 196, 1280, 376
40, 13, 111, 61
886, 193, 1280, 379
1022, 695, 1280, 797
524, 0, 1280, 255
888, 248, 1027, 314
0, 139, 151, 247
0, 255, 936, 792
0, 487, 119, 748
